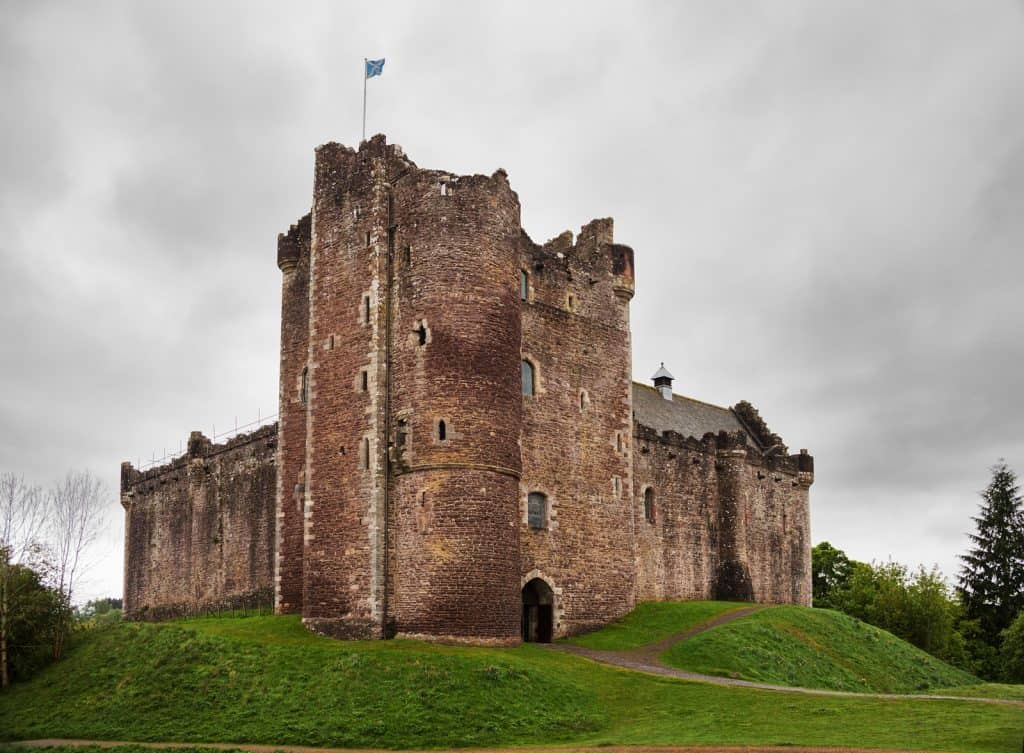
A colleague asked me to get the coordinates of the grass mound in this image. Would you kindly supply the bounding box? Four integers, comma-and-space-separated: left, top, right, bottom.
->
0, 613, 1021, 753
565, 600, 746, 650
663, 605, 978, 693
0, 616, 600, 748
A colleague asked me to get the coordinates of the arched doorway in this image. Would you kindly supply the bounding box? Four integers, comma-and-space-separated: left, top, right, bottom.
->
521, 578, 554, 643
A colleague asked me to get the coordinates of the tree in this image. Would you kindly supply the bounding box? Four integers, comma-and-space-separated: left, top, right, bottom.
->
1001, 610, 1024, 683
48, 470, 107, 660
958, 462, 1024, 644
0, 473, 47, 688
2, 563, 62, 683
811, 541, 853, 608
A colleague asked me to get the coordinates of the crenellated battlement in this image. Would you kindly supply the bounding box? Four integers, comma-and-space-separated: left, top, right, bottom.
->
120, 423, 278, 502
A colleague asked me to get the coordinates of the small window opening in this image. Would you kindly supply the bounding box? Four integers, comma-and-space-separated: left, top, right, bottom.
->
396, 420, 408, 449
644, 488, 655, 523
404, 245, 412, 266
361, 369, 368, 392
363, 295, 371, 324
416, 321, 427, 346
352, 207, 360, 220
579, 390, 588, 411
521, 360, 535, 396
362, 438, 370, 470
300, 367, 309, 405
567, 294, 576, 311
520, 270, 529, 301
616, 433, 623, 453
328, 335, 335, 351
612, 476, 621, 497
438, 420, 447, 441
440, 182, 449, 196
365, 231, 371, 247
528, 492, 547, 529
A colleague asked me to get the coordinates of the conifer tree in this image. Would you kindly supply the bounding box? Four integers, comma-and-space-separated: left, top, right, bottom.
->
958, 461, 1024, 643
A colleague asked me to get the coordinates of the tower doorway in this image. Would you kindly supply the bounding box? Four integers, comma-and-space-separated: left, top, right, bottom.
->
521, 578, 554, 643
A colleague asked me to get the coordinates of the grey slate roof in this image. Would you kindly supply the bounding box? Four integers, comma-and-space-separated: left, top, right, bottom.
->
632, 382, 748, 440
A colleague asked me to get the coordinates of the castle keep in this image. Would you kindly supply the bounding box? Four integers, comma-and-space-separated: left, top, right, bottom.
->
120, 136, 814, 643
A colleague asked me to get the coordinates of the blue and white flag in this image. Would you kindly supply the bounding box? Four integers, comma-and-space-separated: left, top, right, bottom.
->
365, 58, 385, 78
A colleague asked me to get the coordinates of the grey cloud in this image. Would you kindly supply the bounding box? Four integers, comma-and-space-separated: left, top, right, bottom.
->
1, 0, 1022, 598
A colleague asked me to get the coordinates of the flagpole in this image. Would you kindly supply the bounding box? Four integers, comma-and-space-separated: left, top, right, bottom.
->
362, 58, 367, 143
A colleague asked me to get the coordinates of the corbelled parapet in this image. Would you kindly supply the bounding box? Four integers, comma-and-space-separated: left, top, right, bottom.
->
277, 214, 311, 272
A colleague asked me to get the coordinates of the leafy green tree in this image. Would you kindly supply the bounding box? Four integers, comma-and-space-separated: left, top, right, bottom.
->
811, 542, 853, 608
1000, 611, 1024, 683
958, 462, 1024, 644
3, 563, 63, 683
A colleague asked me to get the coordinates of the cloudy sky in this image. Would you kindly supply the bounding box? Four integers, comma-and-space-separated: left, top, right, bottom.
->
2, 1, 1022, 602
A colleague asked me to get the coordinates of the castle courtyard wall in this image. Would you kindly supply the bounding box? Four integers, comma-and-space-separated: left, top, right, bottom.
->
120, 426, 277, 620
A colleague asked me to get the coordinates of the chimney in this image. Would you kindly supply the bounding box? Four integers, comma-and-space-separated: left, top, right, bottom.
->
651, 363, 674, 401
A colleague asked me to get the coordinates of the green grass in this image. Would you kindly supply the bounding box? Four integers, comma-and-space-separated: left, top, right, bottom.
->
0, 614, 1021, 753
662, 605, 979, 693
564, 600, 746, 650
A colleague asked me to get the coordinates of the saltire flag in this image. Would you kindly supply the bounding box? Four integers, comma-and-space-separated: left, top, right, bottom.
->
366, 59, 385, 78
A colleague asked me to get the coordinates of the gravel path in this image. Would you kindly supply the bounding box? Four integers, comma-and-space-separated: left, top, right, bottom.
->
549, 608, 1024, 709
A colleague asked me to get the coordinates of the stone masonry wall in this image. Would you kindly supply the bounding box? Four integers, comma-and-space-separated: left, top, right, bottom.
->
632, 425, 812, 606
518, 220, 638, 637
120, 425, 277, 620
275, 214, 311, 614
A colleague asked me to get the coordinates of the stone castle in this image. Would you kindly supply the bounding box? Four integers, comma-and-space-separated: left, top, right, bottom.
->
120, 136, 814, 644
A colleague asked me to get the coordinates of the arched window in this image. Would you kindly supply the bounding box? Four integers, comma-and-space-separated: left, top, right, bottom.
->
521, 360, 535, 396
438, 419, 447, 441
527, 492, 547, 529
520, 270, 529, 301
644, 488, 655, 523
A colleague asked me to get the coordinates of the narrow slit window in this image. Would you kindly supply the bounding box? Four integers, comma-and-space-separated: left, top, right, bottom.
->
404, 245, 412, 266
567, 294, 575, 311
365, 231, 371, 247
300, 367, 309, 405
362, 438, 370, 469
417, 321, 427, 346
613, 476, 621, 497
521, 360, 535, 396
528, 492, 547, 530
363, 295, 371, 324
520, 270, 529, 301
644, 488, 655, 523
438, 420, 446, 441
616, 433, 623, 453
361, 369, 368, 392
579, 390, 588, 411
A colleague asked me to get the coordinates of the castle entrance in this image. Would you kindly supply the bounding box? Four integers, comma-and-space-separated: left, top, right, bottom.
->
521, 578, 553, 643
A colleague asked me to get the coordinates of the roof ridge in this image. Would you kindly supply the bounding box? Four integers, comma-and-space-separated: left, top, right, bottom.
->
631, 381, 732, 413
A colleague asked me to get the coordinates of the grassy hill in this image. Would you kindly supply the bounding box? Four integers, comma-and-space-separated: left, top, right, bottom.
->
564, 599, 746, 650
0, 612, 1021, 753
661, 605, 978, 693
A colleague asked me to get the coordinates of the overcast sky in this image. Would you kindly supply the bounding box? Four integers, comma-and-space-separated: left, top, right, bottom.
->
2, 1, 1022, 602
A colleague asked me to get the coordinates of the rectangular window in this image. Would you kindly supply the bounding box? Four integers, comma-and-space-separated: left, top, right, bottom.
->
364, 295, 371, 324
528, 492, 546, 529
520, 270, 528, 301
361, 369, 368, 392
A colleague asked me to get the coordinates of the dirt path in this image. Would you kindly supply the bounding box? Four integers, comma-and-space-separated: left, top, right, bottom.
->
7, 739, 958, 753
550, 608, 1024, 709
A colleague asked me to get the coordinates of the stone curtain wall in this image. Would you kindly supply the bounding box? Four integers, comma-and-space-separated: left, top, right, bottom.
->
120, 425, 277, 620
632, 425, 813, 606
518, 220, 638, 637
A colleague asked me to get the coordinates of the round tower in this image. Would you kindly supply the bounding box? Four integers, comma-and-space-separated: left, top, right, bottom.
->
386, 167, 523, 643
